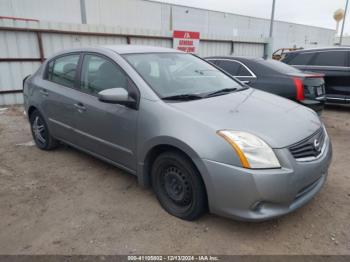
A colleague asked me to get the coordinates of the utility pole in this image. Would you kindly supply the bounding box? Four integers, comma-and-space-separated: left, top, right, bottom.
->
80, 0, 87, 24
266, 0, 276, 58
269, 0, 276, 38
340, 0, 349, 45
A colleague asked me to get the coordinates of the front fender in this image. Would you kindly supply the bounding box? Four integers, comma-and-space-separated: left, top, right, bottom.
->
136, 136, 214, 194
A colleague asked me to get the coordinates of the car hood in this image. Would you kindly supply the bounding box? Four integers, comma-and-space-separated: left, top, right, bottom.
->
168, 88, 322, 148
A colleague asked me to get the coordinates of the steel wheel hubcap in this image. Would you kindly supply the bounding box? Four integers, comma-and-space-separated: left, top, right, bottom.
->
162, 166, 192, 206
32, 116, 46, 144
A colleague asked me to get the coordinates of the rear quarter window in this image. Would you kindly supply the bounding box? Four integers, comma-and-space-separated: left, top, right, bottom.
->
286, 52, 315, 66
46, 54, 80, 88
311, 51, 348, 67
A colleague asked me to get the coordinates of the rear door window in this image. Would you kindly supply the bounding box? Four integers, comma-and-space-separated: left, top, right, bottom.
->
311, 51, 348, 67
47, 54, 80, 88
288, 52, 315, 65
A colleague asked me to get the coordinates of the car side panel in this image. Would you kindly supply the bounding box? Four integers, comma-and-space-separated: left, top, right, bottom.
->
68, 91, 138, 172
245, 76, 296, 100
38, 79, 84, 143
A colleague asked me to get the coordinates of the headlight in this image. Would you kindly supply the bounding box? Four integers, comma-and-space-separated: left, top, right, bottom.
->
217, 130, 281, 169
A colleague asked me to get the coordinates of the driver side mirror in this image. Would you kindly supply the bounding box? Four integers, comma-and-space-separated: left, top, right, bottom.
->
98, 88, 137, 109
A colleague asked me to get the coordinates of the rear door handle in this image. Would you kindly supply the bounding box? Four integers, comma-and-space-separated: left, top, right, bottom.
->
39, 89, 49, 96
74, 102, 87, 112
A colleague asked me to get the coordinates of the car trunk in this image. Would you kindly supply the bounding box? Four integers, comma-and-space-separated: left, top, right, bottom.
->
287, 73, 326, 101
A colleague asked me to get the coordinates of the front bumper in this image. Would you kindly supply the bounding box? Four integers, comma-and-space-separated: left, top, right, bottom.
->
202, 135, 332, 221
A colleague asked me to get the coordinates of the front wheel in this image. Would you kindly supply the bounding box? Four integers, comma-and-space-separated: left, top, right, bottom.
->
29, 110, 58, 150
151, 151, 207, 221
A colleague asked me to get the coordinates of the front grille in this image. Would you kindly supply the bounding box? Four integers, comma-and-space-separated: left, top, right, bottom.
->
289, 128, 326, 160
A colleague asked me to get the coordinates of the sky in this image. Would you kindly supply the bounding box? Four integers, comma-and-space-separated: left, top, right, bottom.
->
154, 0, 350, 35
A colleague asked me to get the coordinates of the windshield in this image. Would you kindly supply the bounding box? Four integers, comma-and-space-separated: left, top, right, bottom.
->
123, 53, 242, 98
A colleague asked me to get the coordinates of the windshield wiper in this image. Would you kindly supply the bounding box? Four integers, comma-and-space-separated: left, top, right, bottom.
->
204, 88, 238, 98
162, 94, 204, 101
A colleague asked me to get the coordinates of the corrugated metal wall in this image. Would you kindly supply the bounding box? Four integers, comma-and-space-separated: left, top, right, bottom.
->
42, 34, 127, 57
130, 37, 172, 48
233, 43, 265, 57
0, 0, 82, 23
0, 31, 40, 57
0, 29, 41, 105
0, 20, 267, 105
0, 61, 40, 105
198, 41, 265, 57
0, 0, 335, 50
198, 41, 231, 57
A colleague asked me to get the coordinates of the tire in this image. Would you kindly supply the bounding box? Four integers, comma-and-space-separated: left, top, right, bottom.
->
29, 110, 58, 150
151, 151, 207, 221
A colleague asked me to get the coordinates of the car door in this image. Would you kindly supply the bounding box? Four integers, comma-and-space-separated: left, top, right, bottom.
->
70, 53, 139, 172
40, 53, 83, 143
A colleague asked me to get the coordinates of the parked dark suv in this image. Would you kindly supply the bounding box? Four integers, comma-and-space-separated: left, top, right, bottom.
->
282, 47, 350, 105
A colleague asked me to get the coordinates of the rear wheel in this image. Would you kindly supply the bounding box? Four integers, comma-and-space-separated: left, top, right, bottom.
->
29, 110, 58, 150
151, 151, 207, 220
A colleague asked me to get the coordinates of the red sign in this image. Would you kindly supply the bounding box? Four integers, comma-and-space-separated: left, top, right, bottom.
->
173, 30, 200, 54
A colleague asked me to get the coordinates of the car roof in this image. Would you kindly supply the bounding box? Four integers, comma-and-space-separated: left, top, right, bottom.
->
206, 56, 264, 63
287, 46, 350, 54
49, 45, 183, 58
102, 45, 183, 54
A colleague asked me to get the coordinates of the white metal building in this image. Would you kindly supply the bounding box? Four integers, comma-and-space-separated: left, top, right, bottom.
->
1, 0, 336, 49
335, 36, 350, 45
0, 0, 336, 105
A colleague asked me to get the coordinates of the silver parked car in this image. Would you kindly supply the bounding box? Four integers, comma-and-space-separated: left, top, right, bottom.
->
23, 46, 332, 221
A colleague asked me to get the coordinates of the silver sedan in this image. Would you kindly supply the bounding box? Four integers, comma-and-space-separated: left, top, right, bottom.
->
23, 46, 332, 221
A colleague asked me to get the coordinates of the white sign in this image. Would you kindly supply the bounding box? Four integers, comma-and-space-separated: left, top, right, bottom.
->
173, 30, 200, 54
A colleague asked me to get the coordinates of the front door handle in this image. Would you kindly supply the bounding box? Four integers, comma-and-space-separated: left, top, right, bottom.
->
39, 89, 49, 96
74, 102, 87, 112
